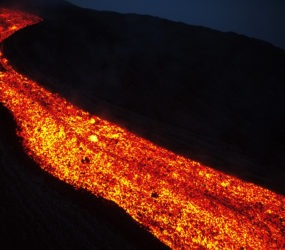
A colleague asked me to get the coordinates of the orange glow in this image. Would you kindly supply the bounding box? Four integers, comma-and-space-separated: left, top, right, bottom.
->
89, 134, 98, 142
0, 8, 284, 249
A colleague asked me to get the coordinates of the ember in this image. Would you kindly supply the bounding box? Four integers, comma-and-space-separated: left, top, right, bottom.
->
0, 8, 284, 249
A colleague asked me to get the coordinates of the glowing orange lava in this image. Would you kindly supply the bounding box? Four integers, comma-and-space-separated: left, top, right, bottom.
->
0, 8, 284, 249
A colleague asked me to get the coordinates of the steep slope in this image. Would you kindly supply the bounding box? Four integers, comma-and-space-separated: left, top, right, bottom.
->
0, 6, 168, 250
4, 4, 285, 193
1, 4, 285, 249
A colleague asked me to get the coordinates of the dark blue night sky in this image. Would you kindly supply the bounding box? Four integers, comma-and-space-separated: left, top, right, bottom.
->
68, 0, 285, 49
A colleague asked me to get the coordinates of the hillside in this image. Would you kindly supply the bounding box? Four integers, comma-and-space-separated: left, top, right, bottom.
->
4, 3, 285, 193
1, 2, 285, 249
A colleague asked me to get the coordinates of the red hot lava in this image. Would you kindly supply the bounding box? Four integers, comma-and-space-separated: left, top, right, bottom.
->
0, 8, 284, 249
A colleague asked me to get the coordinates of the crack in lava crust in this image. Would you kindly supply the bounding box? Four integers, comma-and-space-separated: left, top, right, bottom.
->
0, 8, 284, 249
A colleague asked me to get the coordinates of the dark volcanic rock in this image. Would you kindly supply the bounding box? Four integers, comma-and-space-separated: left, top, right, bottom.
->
3, 3, 285, 193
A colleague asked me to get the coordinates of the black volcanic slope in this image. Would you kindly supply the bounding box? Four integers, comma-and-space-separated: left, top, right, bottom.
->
4, 4, 285, 193
1, 3, 285, 249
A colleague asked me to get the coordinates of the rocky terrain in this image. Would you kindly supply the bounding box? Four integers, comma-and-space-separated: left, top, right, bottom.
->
1, 1, 285, 249
4, 2, 285, 192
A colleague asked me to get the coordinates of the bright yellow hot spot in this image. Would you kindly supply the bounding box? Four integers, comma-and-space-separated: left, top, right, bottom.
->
89, 134, 98, 142
90, 118, 96, 124
0, 8, 284, 249
10, 25, 17, 30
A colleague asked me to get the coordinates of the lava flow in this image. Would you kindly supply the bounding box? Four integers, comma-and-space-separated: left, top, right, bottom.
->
0, 8, 284, 249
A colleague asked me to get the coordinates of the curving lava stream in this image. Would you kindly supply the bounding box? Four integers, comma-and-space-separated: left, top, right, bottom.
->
0, 8, 285, 249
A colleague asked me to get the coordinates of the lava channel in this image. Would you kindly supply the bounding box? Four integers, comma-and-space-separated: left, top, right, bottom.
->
0, 8, 284, 249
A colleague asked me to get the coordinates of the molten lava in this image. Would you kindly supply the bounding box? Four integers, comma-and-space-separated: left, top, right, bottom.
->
0, 8, 284, 249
